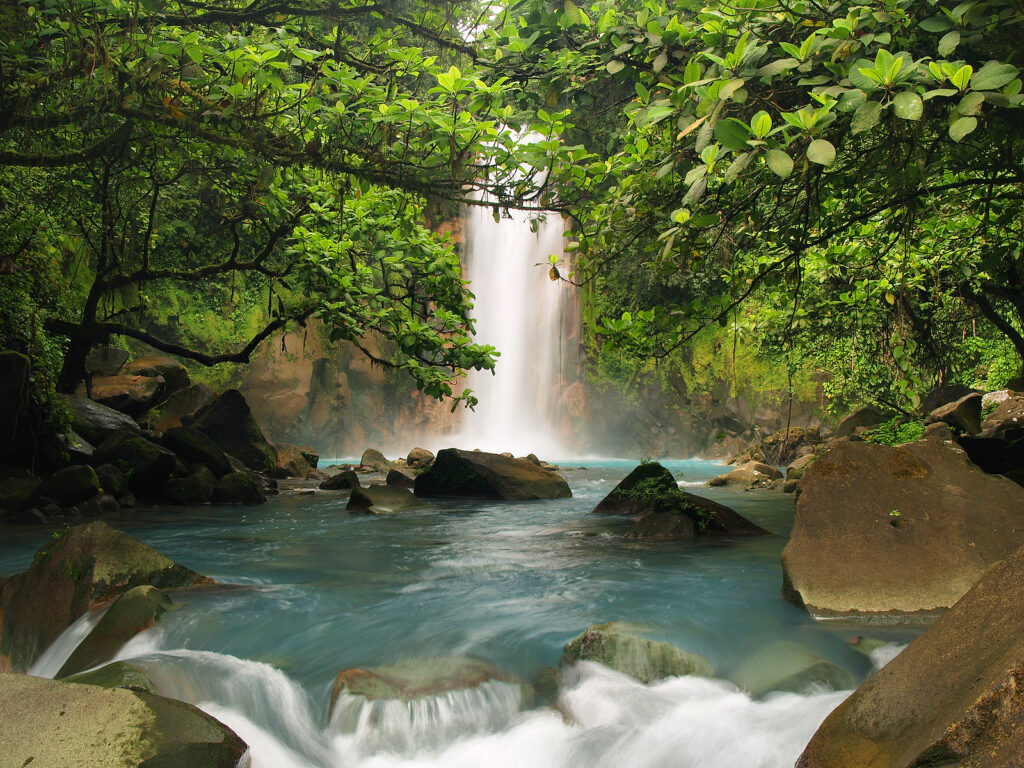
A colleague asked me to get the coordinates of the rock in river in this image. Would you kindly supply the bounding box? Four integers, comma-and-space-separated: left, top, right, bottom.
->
414, 448, 572, 500
562, 622, 713, 683
191, 389, 277, 474
348, 484, 422, 514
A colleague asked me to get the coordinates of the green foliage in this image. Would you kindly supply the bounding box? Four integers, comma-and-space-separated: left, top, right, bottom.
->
863, 417, 926, 446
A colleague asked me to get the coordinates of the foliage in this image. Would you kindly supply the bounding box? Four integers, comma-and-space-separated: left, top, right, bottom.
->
863, 416, 926, 445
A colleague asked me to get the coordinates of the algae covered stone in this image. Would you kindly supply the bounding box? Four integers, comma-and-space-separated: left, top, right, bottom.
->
561, 622, 713, 683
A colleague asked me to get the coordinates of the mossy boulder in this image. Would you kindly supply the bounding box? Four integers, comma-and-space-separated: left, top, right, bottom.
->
0, 521, 210, 672
146, 383, 216, 432
42, 465, 100, 506
593, 462, 677, 516
0, 473, 42, 517
94, 463, 128, 497
64, 660, 156, 692
0, 673, 248, 768
728, 640, 856, 698
61, 394, 140, 446
163, 466, 218, 505
94, 431, 178, 493
359, 448, 392, 473
406, 447, 434, 469
562, 622, 713, 683
415, 448, 572, 500
273, 442, 313, 479
0, 352, 32, 466
213, 471, 266, 505
57, 585, 172, 678
320, 470, 360, 490
191, 389, 277, 474
348, 484, 423, 514
162, 426, 233, 478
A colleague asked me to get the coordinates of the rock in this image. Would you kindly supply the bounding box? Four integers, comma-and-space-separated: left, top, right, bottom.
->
786, 453, 818, 479
56, 585, 172, 678
386, 468, 416, 488
921, 383, 977, 414
61, 394, 140, 446
415, 448, 572, 500
297, 446, 319, 468
0, 673, 248, 768
708, 460, 783, 488
927, 392, 983, 435
147, 383, 216, 432
562, 622, 713, 683
85, 345, 130, 378
212, 471, 266, 505
729, 427, 823, 466
64, 660, 156, 692
836, 406, 889, 438
593, 462, 678, 516
42, 464, 100, 505
981, 393, 1024, 432
273, 442, 312, 479
162, 426, 233, 478
728, 641, 856, 697
797, 543, 1024, 768
84, 493, 120, 517
164, 466, 218, 505
0, 521, 209, 672
320, 470, 361, 490
122, 355, 191, 394
330, 656, 527, 714
94, 463, 128, 496
347, 484, 423, 514
406, 447, 434, 469
0, 352, 32, 465
360, 448, 392, 473
981, 389, 1015, 412
191, 389, 277, 474
781, 430, 1024, 621
94, 430, 178, 493
0, 474, 41, 517
78, 374, 167, 416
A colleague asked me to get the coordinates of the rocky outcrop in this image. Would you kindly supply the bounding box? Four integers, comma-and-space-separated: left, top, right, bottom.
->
164, 466, 218, 505
146, 383, 216, 432
320, 470, 360, 490
406, 447, 434, 469
781, 429, 1024, 621
386, 468, 416, 488
162, 426, 233, 478
836, 406, 889, 438
798, 543, 1024, 768
94, 431, 178, 493
213, 472, 266, 505
347, 484, 422, 514
56, 585, 172, 678
122, 355, 191, 394
0, 673, 248, 768
0, 521, 209, 672
273, 443, 312, 479
61, 394, 140, 446
415, 448, 572, 500
561, 622, 713, 683
78, 374, 167, 416
191, 389, 277, 474
708, 461, 783, 488
927, 392, 982, 435
360, 448, 392, 473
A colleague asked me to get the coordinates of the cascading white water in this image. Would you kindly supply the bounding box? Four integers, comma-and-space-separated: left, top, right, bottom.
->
447, 205, 572, 457
27, 605, 109, 679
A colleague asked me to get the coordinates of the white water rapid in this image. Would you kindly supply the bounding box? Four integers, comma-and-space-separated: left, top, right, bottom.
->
445, 205, 574, 457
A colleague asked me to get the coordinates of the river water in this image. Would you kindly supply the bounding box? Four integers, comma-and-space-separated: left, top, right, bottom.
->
1, 459, 916, 767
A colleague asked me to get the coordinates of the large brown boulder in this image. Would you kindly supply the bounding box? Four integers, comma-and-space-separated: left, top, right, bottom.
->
781, 429, 1024, 621
415, 448, 572, 500
85, 345, 130, 378
320, 469, 360, 490
0, 673, 248, 768
360, 448, 392, 473
123, 355, 191, 394
406, 447, 434, 469
147, 382, 216, 432
0, 521, 210, 672
927, 392, 983, 435
273, 443, 313, 479
191, 389, 277, 474
836, 406, 889, 438
593, 462, 677, 516
798, 544, 1024, 768
78, 374, 167, 416
708, 460, 783, 488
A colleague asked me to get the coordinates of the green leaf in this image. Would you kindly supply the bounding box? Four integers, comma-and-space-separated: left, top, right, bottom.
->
937, 31, 960, 57
719, 78, 746, 100
837, 89, 867, 113
971, 62, 1019, 92
892, 91, 923, 120
757, 58, 798, 77
185, 44, 204, 64
851, 100, 882, 134
958, 91, 984, 115
713, 118, 752, 151
606, 60, 625, 74
920, 16, 953, 32
806, 139, 836, 165
653, 51, 668, 73
766, 149, 794, 178
949, 116, 977, 142
751, 110, 772, 139
724, 151, 751, 182
950, 65, 973, 91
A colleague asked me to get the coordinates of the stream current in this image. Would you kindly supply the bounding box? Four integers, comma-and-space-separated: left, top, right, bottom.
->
1, 459, 917, 767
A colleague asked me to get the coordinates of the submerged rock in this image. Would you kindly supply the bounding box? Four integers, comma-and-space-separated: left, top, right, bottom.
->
415, 448, 572, 500
0, 673, 248, 768
320, 470, 360, 490
798, 542, 1024, 768
64, 660, 156, 692
0, 521, 210, 672
561, 622, 713, 683
727, 640, 856, 697
191, 389, 277, 474
56, 585, 172, 678
781, 429, 1024, 621
61, 394, 140, 446
348, 484, 422, 514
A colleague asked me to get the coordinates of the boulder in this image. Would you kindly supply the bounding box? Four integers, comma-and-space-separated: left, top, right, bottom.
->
561, 622, 713, 683
347, 484, 422, 514
61, 394, 140, 446
147, 383, 216, 432
927, 392, 983, 435
981, 389, 1015, 412
273, 442, 313, 479
42, 464, 100, 505
798, 543, 1024, 768
406, 447, 434, 469
0, 521, 209, 672
593, 462, 677, 516
729, 427, 823, 466
297, 446, 319, 469
415, 448, 572, 500
386, 468, 416, 488
122, 355, 191, 394
78, 374, 167, 416
708, 460, 783, 488
921, 384, 977, 414
191, 389, 277, 474
0, 673, 248, 768
0, 473, 42, 517
85, 345, 130, 378
360, 448, 392, 473
781, 429, 1024, 621
64, 660, 155, 692
93, 431, 177, 493
94, 463, 128, 497
728, 640, 856, 697
836, 406, 889, 438
320, 470, 360, 490
213, 471, 266, 505
0, 352, 32, 465
786, 453, 818, 479
164, 466, 218, 505
84, 493, 120, 517
162, 426, 233, 478
56, 585, 172, 678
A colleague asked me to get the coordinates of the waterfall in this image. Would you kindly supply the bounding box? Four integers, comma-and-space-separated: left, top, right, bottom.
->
28, 605, 109, 679
447, 205, 576, 457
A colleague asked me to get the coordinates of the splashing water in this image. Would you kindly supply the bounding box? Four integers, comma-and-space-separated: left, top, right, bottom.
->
28, 605, 109, 679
